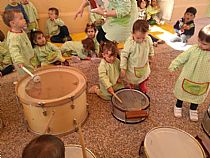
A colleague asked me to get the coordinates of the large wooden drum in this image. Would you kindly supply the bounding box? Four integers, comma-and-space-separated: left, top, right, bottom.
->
202, 110, 210, 137
143, 127, 206, 158
16, 66, 88, 135
65, 144, 96, 158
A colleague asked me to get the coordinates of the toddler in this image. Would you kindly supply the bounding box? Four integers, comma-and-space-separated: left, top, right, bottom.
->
120, 19, 154, 93
89, 41, 124, 100
21, 0, 39, 31
30, 30, 68, 67
46, 7, 72, 43
171, 7, 197, 45
22, 134, 65, 158
169, 24, 210, 122
2, 10, 38, 77
146, 0, 161, 25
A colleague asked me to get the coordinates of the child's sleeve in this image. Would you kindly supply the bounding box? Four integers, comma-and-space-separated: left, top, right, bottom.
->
168, 46, 192, 72
148, 36, 154, 57
54, 18, 64, 27
120, 40, 131, 70
2, 50, 12, 65
45, 21, 50, 36
31, 2, 39, 20
8, 40, 24, 65
20, 4, 29, 23
98, 62, 112, 89
174, 19, 180, 30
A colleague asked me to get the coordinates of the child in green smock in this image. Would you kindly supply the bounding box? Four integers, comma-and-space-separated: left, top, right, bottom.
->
21, 0, 39, 31
30, 30, 68, 67
146, 0, 161, 25
89, 41, 124, 100
169, 24, 210, 122
120, 19, 154, 93
2, 10, 38, 78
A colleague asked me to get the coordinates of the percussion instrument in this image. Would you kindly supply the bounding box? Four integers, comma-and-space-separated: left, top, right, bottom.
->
142, 127, 206, 158
16, 66, 88, 135
202, 109, 210, 137
65, 144, 96, 158
111, 89, 149, 123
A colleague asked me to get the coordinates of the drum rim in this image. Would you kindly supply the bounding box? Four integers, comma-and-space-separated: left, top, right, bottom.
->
16, 66, 87, 106
201, 111, 210, 137
111, 88, 150, 112
65, 144, 96, 158
144, 126, 206, 158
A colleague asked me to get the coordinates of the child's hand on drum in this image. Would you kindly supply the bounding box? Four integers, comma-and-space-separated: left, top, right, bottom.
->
107, 87, 114, 94
18, 63, 24, 68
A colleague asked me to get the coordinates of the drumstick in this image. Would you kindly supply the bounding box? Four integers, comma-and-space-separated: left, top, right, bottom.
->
21, 66, 41, 83
111, 92, 123, 103
43, 111, 55, 134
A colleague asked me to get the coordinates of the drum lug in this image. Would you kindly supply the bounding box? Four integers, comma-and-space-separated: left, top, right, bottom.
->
71, 104, 75, 109
69, 97, 75, 109
38, 102, 47, 116
24, 120, 30, 132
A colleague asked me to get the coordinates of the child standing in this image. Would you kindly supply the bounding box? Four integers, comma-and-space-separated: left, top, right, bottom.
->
30, 30, 68, 67
85, 22, 100, 56
120, 19, 154, 93
5, 0, 29, 24
22, 134, 65, 158
2, 10, 38, 77
89, 41, 124, 100
46, 7, 72, 43
169, 24, 210, 122
21, 0, 39, 31
0, 30, 14, 77
171, 7, 197, 45
61, 38, 95, 60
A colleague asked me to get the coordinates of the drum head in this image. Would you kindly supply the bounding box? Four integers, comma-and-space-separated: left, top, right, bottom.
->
65, 144, 96, 158
144, 127, 205, 158
112, 89, 149, 111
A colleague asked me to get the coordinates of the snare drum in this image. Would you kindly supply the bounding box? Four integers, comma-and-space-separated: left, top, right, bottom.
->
65, 144, 96, 158
202, 110, 210, 137
111, 89, 150, 123
16, 66, 88, 135
143, 127, 206, 158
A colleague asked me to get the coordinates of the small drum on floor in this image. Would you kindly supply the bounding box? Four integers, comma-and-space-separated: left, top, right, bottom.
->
65, 144, 96, 158
111, 89, 149, 123
142, 127, 206, 158
202, 109, 210, 137
16, 66, 88, 135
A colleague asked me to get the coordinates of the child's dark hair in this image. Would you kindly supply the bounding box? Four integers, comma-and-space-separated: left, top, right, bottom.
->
100, 41, 119, 58
2, 10, 21, 27
30, 30, 44, 48
198, 24, 210, 43
49, 7, 59, 16
137, 0, 149, 8
132, 19, 149, 33
22, 135, 65, 158
82, 37, 95, 52
185, 7, 197, 16
0, 30, 5, 42
85, 22, 97, 33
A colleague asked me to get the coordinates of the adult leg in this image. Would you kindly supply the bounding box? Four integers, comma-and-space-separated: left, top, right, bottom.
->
96, 26, 109, 44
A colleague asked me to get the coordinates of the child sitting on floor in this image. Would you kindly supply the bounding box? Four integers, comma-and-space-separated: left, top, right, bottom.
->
169, 24, 210, 122
2, 10, 38, 78
137, 0, 164, 47
46, 7, 72, 43
171, 7, 197, 46
89, 41, 124, 100
22, 134, 65, 158
120, 19, 154, 94
21, 0, 39, 31
61, 38, 95, 61
0, 30, 14, 77
146, 0, 161, 25
85, 22, 100, 56
30, 30, 68, 67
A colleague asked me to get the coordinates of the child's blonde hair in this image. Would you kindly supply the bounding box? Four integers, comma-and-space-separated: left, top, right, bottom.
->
2, 9, 21, 27
198, 24, 210, 43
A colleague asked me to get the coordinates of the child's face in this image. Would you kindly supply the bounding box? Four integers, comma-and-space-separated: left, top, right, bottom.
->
198, 39, 210, 51
102, 50, 116, 64
21, 0, 29, 5
86, 28, 96, 39
9, 0, 18, 5
139, 0, 147, 9
11, 13, 26, 30
151, 0, 158, 7
34, 33, 46, 46
132, 31, 147, 43
48, 10, 57, 20
184, 12, 195, 23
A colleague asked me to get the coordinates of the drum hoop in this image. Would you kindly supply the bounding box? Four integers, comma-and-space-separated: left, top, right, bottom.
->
65, 144, 96, 158
111, 88, 150, 112
16, 66, 87, 107
144, 126, 206, 158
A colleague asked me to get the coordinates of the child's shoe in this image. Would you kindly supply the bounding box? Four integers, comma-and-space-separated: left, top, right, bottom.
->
174, 106, 182, 118
189, 110, 198, 122
88, 85, 99, 94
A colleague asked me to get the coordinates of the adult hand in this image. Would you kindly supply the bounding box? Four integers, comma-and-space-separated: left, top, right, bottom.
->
74, 7, 85, 20
91, 7, 104, 16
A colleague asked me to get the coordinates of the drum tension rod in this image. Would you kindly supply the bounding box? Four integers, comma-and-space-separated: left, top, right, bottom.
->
38, 102, 47, 116
69, 97, 75, 109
